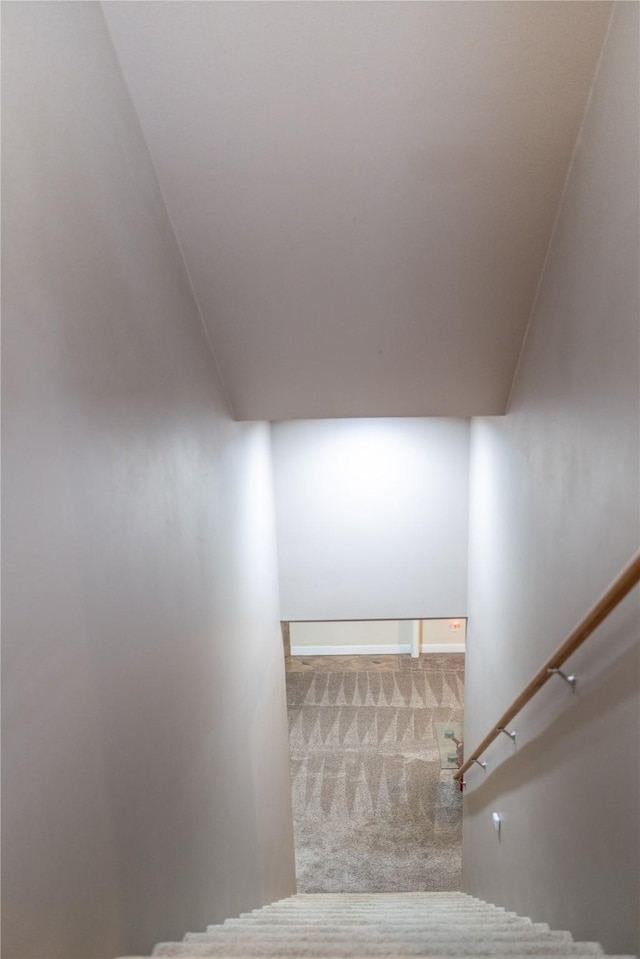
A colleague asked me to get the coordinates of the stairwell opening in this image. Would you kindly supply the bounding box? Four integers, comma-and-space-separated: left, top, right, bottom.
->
281, 620, 466, 894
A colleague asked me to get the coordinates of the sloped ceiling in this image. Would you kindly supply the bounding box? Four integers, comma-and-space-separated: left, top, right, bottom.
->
103, 1, 611, 420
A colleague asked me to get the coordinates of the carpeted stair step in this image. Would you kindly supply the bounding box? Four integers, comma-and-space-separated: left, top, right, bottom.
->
217, 922, 556, 933
219, 923, 545, 934
152, 945, 605, 958
230, 901, 531, 913
144, 892, 631, 959
228, 911, 531, 923
214, 924, 562, 937
195, 925, 568, 937
247, 895, 485, 903
239, 908, 515, 919
234, 913, 523, 924
185, 930, 573, 946
152, 940, 605, 957
196, 919, 567, 932
242, 905, 509, 916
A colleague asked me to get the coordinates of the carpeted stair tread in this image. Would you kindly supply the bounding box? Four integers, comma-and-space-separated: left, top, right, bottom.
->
249, 902, 491, 906
155, 943, 604, 957
219, 916, 549, 933
201, 924, 561, 938
193, 922, 565, 935
260, 894, 474, 901
237, 913, 517, 921
245, 902, 501, 911
186, 931, 571, 945
222, 919, 531, 931
286, 896, 473, 900
152, 944, 604, 958
233, 915, 519, 925
242, 899, 500, 914
251, 895, 481, 904
248, 899, 500, 915
240, 912, 514, 918
235, 915, 519, 923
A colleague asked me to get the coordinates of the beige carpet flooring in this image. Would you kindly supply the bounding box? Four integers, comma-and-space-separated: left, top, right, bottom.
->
285, 654, 464, 893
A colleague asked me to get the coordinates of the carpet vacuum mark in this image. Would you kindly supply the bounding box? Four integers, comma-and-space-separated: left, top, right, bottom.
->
286, 655, 464, 893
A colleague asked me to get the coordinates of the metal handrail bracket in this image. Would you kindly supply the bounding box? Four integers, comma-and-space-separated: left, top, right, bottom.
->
547, 667, 577, 691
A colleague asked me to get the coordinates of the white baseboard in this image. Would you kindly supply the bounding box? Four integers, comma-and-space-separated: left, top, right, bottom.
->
421, 643, 466, 654
290, 643, 465, 656
290, 644, 411, 656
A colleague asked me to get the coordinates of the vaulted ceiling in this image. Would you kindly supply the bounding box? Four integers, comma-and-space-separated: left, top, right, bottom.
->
103, 1, 611, 421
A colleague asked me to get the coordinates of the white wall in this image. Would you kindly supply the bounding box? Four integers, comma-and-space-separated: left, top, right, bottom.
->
271, 418, 470, 620
1, 6, 295, 958
290, 620, 409, 654
289, 619, 466, 655
422, 618, 466, 651
463, 5, 639, 954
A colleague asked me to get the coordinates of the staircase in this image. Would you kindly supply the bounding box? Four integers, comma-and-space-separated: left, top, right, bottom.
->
137, 893, 633, 958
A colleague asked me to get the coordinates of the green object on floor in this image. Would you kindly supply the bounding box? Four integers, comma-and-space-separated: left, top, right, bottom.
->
435, 721, 463, 769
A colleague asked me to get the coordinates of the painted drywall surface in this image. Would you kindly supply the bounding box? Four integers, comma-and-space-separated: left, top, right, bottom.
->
290, 619, 466, 654
271, 418, 470, 620
422, 619, 466, 650
463, 4, 639, 953
103, 2, 612, 421
290, 620, 405, 653
1, 6, 295, 958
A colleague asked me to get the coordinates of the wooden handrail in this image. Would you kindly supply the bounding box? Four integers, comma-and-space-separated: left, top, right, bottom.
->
455, 552, 640, 782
